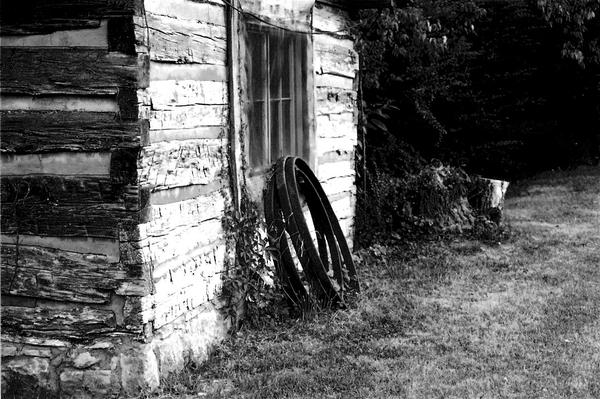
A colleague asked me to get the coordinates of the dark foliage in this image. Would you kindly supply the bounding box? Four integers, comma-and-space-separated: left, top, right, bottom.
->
353, 0, 599, 246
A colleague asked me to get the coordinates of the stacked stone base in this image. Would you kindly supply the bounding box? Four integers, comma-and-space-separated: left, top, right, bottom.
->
1, 305, 229, 398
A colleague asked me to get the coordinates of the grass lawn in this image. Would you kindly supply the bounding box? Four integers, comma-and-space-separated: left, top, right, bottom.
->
149, 166, 600, 399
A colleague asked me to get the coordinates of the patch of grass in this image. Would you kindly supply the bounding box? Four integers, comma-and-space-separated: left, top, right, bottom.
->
141, 166, 600, 399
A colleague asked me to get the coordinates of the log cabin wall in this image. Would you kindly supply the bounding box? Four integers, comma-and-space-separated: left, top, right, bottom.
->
0, 0, 230, 396
0, 0, 359, 396
0, 1, 155, 397
313, 2, 359, 248
132, 0, 231, 381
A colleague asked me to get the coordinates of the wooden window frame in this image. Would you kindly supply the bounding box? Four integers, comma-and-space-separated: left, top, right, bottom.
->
245, 22, 315, 175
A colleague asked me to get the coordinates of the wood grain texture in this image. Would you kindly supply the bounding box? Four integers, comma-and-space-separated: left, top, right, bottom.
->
0, 201, 138, 238
315, 73, 355, 89
138, 140, 223, 190
0, 111, 142, 153
313, 4, 351, 36
144, 0, 226, 25
140, 219, 224, 269
314, 35, 359, 78
1, 234, 121, 261
148, 81, 228, 109
0, 0, 137, 36
148, 105, 228, 130
144, 13, 227, 64
150, 243, 225, 328
0, 175, 124, 205
1, 305, 117, 338
0, 49, 147, 95
144, 190, 225, 237
1, 245, 143, 304
315, 88, 357, 115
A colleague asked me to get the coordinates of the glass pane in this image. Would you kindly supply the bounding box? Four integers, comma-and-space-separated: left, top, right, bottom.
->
270, 99, 281, 162
282, 36, 292, 98
269, 32, 282, 100
282, 99, 293, 155
249, 101, 265, 168
248, 31, 265, 101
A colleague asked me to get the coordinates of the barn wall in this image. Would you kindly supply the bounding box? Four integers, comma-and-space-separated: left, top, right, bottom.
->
0, 2, 153, 397
313, 3, 359, 247
132, 0, 232, 378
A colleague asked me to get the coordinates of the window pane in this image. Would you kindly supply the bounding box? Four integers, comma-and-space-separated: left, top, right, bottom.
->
250, 101, 265, 168
282, 99, 293, 155
269, 32, 282, 100
270, 99, 281, 162
245, 22, 310, 170
282, 36, 292, 98
248, 31, 265, 101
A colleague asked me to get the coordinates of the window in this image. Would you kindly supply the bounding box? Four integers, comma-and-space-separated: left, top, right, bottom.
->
246, 24, 310, 171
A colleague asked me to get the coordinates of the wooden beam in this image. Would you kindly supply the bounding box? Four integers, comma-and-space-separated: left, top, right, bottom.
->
1, 244, 145, 304
138, 140, 223, 191
144, 0, 226, 25
144, 13, 227, 64
0, 49, 147, 95
0, 111, 142, 153
1, 201, 138, 238
1, 234, 121, 261
0, 0, 138, 36
1, 304, 117, 338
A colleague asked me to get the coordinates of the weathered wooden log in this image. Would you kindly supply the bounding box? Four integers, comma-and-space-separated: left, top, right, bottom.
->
315, 73, 355, 90
1, 304, 117, 338
314, 35, 359, 79
0, 0, 138, 36
0, 49, 148, 95
315, 88, 357, 115
0, 111, 142, 153
144, 0, 225, 24
0, 177, 145, 215
138, 140, 223, 190
143, 13, 227, 65
147, 81, 228, 109
0, 202, 140, 238
1, 244, 141, 304
144, 190, 225, 237
1, 176, 119, 204
148, 105, 228, 130
313, 4, 351, 36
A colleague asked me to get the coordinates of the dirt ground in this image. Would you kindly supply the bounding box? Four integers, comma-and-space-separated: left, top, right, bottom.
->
147, 165, 600, 399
